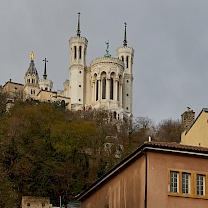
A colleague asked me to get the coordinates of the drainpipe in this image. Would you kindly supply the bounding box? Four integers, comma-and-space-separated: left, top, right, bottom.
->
144, 153, 148, 208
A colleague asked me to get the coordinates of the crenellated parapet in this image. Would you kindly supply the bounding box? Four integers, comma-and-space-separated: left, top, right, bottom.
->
116, 46, 134, 56
69, 36, 88, 46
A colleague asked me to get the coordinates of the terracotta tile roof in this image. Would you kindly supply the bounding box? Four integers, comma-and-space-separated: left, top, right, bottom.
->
144, 141, 208, 153
77, 141, 208, 201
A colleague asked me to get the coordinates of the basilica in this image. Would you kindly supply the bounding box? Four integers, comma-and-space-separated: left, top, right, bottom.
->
2, 14, 134, 120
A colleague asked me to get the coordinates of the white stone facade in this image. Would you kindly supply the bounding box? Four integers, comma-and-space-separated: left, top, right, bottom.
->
67, 22, 134, 119
21, 19, 134, 119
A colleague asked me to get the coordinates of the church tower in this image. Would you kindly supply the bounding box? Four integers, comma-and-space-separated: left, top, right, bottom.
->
23, 52, 40, 100
116, 23, 134, 118
39, 58, 53, 91
69, 13, 88, 110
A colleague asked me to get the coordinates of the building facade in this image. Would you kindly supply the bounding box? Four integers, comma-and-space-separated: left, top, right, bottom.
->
2, 15, 134, 119
181, 108, 208, 147
66, 15, 134, 119
77, 142, 208, 208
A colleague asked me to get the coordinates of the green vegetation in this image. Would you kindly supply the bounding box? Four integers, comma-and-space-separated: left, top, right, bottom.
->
0, 93, 182, 207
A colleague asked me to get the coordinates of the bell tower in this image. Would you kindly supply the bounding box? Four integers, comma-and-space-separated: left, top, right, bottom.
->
69, 13, 88, 110
23, 52, 40, 101
116, 23, 134, 118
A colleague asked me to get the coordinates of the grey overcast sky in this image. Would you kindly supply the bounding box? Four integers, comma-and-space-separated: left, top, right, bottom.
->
1, 0, 208, 123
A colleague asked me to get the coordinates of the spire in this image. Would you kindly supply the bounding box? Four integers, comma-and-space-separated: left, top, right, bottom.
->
43, 58, 48, 80
77, 12, 81, 37
123, 22, 127, 47
25, 51, 39, 77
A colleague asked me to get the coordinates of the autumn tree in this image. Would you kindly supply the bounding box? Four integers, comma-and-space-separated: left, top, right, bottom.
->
155, 119, 182, 143
130, 116, 155, 145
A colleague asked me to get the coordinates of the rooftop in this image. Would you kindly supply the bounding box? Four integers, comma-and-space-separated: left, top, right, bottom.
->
77, 141, 208, 201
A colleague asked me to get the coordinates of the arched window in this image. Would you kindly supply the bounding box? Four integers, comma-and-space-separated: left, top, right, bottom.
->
121, 56, 124, 62
117, 81, 119, 101
126, 56, 129, 68
102, 78, 106, 99
110, 78, 114, 100
79, 46, 82, 59
96, 80, 99, 101
74, 46, 77, 59
31, 89, 32, 94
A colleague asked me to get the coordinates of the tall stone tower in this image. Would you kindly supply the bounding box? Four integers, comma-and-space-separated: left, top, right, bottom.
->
23, 52, 40, 100
116, 23, 134, 118
69, 13, 88, 110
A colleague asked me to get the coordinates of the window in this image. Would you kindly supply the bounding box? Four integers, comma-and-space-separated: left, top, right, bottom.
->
110, 78, 114, 100
96, 80, 99, 101
126, 56, 129, 68
74, 46, 77, 59
197, 174, 205, 196
79, 46, 82, 59
117, 81, 119, 101
102, 78, 106, 99
182, 173, 190, 194
168, 169, 208, 199
121, 56, 124, 62
170, 171, 179, 193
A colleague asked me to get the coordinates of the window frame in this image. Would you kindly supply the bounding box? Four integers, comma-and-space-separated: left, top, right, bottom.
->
168, 169, 208, 199
170, 171, 179, 193
196, 174, 205, 196
182, 172, 191, 194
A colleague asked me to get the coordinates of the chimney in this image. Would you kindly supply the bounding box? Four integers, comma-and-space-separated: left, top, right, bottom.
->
181, 107, 195, 131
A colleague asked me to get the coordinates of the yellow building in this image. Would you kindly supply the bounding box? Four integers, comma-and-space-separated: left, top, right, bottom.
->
181, 108, 208, 147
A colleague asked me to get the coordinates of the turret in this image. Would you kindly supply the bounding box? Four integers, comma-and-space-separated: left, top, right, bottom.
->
116, 23, 134, 117
23, 52, 40, 100
69, 13, 88, 110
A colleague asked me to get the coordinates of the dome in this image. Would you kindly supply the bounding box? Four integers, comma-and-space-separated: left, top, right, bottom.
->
25, 60, 39, 77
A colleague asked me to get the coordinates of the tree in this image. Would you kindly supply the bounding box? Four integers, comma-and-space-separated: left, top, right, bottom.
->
130, 116, 155, 144
155, 119, 182, 143
0, 91, 7, 117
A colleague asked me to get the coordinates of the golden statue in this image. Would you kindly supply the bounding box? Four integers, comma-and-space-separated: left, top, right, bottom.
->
30, 51, 34, 60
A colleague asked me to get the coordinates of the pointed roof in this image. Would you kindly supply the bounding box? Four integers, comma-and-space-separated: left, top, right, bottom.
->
76, 12, 81, 37
43, 58, 48, 80
25, 52, 39, 77
123, 22, 127, 47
